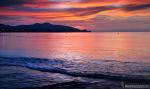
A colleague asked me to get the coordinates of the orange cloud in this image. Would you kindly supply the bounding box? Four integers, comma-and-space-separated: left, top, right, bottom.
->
0, 0, 150, 31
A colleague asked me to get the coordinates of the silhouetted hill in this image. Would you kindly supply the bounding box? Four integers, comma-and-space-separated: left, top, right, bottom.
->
0, 23, 91, 32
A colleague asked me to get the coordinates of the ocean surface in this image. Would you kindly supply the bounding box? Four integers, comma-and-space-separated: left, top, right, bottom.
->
0, 32, 150, 89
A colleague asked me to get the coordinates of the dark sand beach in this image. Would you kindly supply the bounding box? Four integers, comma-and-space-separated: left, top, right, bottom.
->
20, 81, 123, 89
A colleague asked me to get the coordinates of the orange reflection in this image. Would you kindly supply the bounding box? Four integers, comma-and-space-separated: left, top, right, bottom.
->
1, 33, 150, 63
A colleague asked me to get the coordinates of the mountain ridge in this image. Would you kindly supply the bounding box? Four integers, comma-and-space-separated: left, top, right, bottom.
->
0, 23, 91, 32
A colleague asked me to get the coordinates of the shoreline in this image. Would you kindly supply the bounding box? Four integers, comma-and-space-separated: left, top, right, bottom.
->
19, 81, 123, 89
0, 65, 149, 89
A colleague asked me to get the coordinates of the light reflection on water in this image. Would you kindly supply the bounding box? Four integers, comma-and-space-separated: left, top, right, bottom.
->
0, 32, 150, 89
0, 32, 150, 63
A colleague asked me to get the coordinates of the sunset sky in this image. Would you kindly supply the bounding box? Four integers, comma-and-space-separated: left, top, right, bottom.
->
0, 0, 150, 31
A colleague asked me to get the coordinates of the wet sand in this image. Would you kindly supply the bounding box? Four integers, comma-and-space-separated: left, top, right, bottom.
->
20, 81, 123, 89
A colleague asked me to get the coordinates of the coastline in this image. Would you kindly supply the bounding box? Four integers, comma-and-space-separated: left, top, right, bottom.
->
0, 57, 150, 89
19, 81, 123, 89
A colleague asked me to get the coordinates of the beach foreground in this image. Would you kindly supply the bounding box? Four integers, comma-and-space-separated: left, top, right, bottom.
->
20, 81, 123, 89
0, 62, 149, 89
1, 66, 123, 89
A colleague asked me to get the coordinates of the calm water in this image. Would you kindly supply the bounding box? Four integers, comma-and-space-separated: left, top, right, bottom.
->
0, 32, 150, 63
0, 32, 150, 89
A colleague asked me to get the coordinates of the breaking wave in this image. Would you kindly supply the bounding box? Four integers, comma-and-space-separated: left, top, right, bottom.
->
0, 57, 150, 82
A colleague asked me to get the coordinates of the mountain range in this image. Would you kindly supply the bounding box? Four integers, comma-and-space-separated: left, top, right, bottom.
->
0, 23, 90, 32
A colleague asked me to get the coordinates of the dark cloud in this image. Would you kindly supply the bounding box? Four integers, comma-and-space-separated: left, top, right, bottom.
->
0, 0, 29, 7
124, 4, 150, 11
50, 0, 81, 2
0, 15, 30, 23
1, 5, 116, 17
0, 15, 22, 20
70, 6, 115, 16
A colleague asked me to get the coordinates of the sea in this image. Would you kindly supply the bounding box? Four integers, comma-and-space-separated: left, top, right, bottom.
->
0, 32, 150, 89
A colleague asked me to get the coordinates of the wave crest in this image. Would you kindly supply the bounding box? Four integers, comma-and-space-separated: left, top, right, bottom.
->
0, 57, 150, 81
